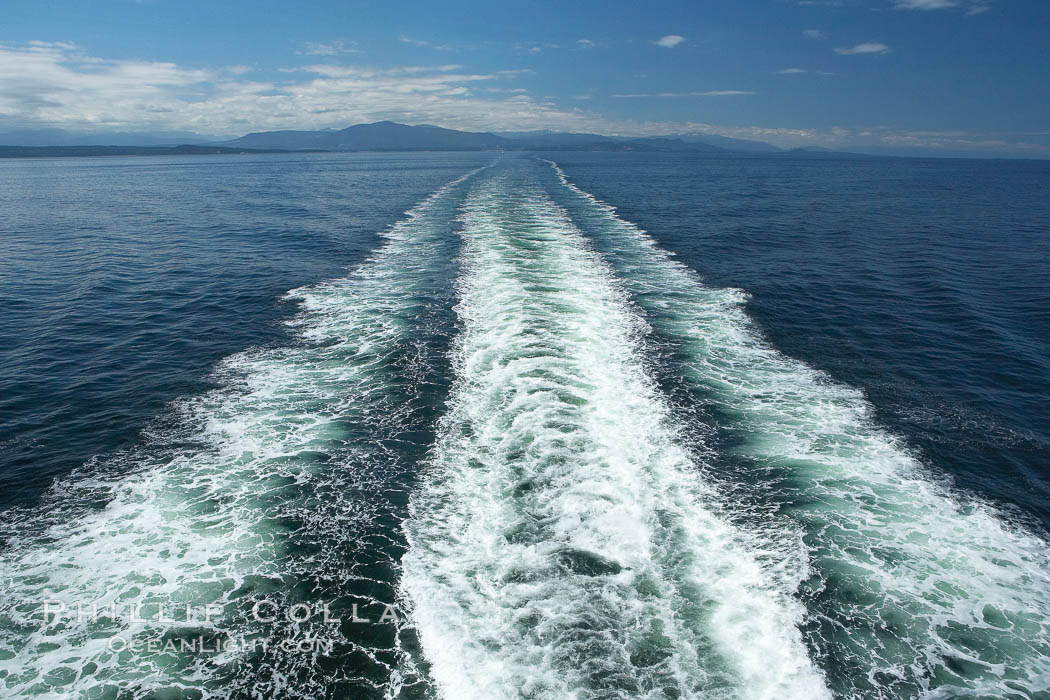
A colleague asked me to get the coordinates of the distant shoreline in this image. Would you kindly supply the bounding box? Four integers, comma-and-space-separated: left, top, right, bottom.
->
0, 144, 847, 160
0, 145, 324, 159
1, 144, 1044, 162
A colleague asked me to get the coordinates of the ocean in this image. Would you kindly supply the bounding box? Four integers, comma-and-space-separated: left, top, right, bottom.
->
0, 151, 1047, 698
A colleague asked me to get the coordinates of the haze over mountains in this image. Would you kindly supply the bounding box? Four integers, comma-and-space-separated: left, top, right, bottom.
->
0, 121, 784, 155
217, 121, 780, 153
0, 128, 217, 148
4, 121, 1008, 158
220, 121, 505, 151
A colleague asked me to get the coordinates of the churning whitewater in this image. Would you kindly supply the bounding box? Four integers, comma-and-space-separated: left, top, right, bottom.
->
0, 168, 482, 698
399, 167, 828, 699
541, 159, 1050, 698
3, 156, 1049, 699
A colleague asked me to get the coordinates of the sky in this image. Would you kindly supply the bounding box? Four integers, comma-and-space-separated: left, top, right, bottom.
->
1, 0, 1049, 156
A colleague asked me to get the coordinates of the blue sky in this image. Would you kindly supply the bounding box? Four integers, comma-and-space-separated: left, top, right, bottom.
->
2, 0, 1048, 155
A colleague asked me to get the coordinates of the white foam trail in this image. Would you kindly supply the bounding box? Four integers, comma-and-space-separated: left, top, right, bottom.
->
0, 167, 482, 698
545, 159, 1050, 698
401, 167, 829, 699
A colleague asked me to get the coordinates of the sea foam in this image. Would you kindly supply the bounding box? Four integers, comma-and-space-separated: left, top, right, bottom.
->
401, 166, 828, 699
545, 158, 1050, 698
0, 168, 482, 698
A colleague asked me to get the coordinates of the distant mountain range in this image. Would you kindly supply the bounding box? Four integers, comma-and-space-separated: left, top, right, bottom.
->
0, 145, 298, 159
0, 121, 889, 159
217, 121, 784, 154
0, 128, 214, 147
219, 121, 508, 151
0, 122, 1041, 159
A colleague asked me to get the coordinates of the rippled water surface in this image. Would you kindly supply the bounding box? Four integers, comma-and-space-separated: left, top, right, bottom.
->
1, 152, 1047, 698
0, 152, 487, 506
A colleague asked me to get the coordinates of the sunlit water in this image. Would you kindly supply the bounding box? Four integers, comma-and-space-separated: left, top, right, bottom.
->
1, 152, 1048, 698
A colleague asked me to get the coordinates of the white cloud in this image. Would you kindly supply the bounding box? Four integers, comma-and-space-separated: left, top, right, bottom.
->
301, 40, 360, 56
613, 90, 754, 97
776, 68, 807, 74
688, 90, 753, 96
653, 35, 686, 48
0, 42, 544, 136
0, 41, 726, 138
893, 0, 956, 8
894, 0, 992, 13
835, 42, 890, 55
803, 29, 827, 39
26, 40, 78, 50
0, 42, 215, 131
0, 41, 1043, 156
576, 39, 595, 49
515, 41, 560, 54
398, 36, 472, 52
298, 63, 465, 78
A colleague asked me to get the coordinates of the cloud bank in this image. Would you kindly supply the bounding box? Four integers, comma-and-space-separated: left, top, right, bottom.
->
0, 41, 1043, 156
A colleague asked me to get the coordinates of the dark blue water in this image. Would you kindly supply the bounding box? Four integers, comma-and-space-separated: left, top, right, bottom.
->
1, 152, 1048, 698
0, 152, 489, 507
